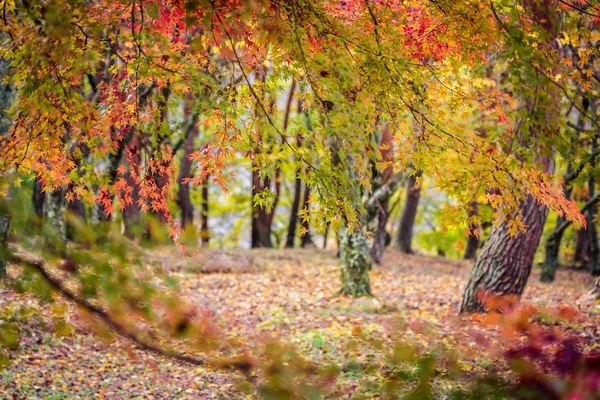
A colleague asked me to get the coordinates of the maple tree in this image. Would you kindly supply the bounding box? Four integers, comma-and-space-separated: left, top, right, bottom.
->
2, 0, 600, 397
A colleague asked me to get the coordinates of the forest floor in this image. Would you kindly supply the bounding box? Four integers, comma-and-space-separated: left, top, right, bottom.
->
1, 248, 599, 399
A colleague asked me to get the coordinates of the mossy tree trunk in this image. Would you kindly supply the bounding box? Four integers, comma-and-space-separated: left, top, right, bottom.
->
44, 189, 67, 254
339, 225, 372, 297
339, 171, 404, 296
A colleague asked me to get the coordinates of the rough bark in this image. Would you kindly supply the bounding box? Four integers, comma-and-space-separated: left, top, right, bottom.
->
339, 225, 372, 296
460, 195, 549, 313
300, 185, 315, 248
460, 0, 559, 312
396, 170, 422, 254
464, 202, 480, 260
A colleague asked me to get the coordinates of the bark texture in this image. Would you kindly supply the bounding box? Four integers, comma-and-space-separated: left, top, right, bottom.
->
339, 226, 372, 296
460, 195, 548, 312
396, 171, 422, 254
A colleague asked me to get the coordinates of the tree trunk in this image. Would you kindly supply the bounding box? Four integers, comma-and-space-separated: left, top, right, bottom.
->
121, 137, 142, 235
285, 170, 302, 248
300, 185, 315, 248
200, 179, 209, 246
587, 176, 600, 276
177, 116, 198, 231
32, 176, 46, 220
574, 228, 589, 265
251, 170, 274, 248
588, 107, 600, 275
459, 195, 549, 313
323, 222, 329, 249
541, 179, 574, 282
0, 200, 9, 279
44, 189, 67, 254
591, 277, 600, 300
339, 225, 372, 296
370, 199, 389, 264
396, 171, 422, 254
464, 202, 480, 260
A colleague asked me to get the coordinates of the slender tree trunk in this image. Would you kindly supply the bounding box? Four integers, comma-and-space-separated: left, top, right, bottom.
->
177, 115, 198, 231
0, 58, 12, 277
323, 222, 329, 249
541, 102, 584, 281
300, 185, 314, 248
541, 177, 574, 282
464, 202, 480, 260
396, 170, 422, 254
251, 171, 274, 248
370, 199, 389, 264
574, 228, 589, 265
285, 171, 302, 248
121, 137, 142, 235
588, 112, 600, 276
460, 195, 549, 313
339, 224, 372, 296
587, 177, 600, 276
32, 176, 46, 220
0, 200, 9, 279
200, 179, 209, 246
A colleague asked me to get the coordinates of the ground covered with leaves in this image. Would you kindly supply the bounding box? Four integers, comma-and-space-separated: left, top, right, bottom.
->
1, 249, 599, 399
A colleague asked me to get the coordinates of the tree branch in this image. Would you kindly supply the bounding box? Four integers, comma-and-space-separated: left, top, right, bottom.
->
7, 247, 243, 369
364, 171, 403, 214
